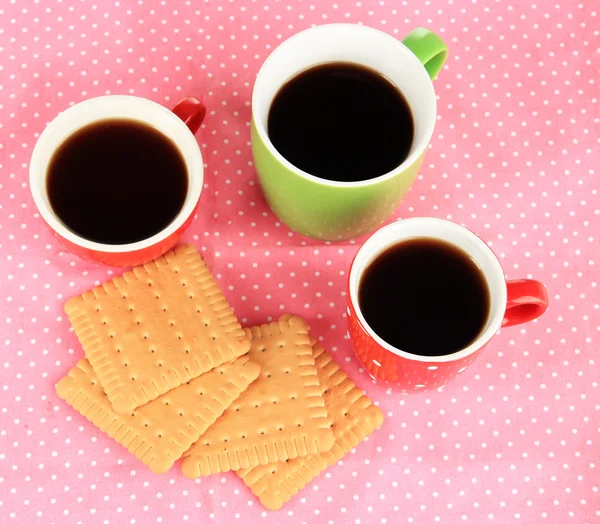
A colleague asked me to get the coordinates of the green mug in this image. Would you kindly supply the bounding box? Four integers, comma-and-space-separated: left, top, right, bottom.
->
251, 24, 448, 241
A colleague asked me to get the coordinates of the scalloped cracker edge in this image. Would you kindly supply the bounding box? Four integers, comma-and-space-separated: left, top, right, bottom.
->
56, 356, 260, 474
181, 315, 335, 477
237, 340, 384, 510
64, 244, 251, 414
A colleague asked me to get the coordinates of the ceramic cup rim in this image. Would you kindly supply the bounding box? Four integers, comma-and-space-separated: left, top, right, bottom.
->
251, 23, 437, 189
348, 217, 508, 363
29, 95, 204, 254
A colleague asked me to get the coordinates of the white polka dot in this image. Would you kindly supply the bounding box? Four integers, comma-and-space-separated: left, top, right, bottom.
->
0, 1, 595, 522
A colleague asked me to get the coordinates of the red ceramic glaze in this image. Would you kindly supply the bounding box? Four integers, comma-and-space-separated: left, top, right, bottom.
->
30, 95, 206, 267
503, 279, 550, 327
347, 295, 484, 388
172, 97, 207, 135
347, 218, 549, 392
50, 209, 197, 267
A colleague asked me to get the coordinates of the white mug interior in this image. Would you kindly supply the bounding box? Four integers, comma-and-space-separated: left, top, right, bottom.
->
349, 217, 508, 362
252, 23, 438, 188
29, 95, 204, 253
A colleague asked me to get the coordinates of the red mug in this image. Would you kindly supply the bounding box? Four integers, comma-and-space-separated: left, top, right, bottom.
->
29, 95, 206, 267
347, 217, 549, 392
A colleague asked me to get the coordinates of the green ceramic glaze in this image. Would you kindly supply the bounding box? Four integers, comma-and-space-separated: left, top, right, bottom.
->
252, 25, 448, 241
253, 121, 426, 241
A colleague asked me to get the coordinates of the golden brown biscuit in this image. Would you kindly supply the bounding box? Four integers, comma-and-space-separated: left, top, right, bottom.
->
65, 244, 251, 413
181, 315, 335, 478
237, 340, 384, 510
56, 356, 260, 474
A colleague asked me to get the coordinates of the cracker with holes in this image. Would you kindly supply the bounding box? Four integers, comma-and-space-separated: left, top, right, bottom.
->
64, 244, 251, 414
180, 315, 335, 478
237, 339, 384, 510
56, 356, 260, 473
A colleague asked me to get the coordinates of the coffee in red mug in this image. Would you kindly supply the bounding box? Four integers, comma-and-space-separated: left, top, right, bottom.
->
347, 217, 549, 391
30, 95, 206, 267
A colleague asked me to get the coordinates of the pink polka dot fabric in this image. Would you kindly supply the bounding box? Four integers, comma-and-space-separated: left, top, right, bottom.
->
1, 0, 599, 522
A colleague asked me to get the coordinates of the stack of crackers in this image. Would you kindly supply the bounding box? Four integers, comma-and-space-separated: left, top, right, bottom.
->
57, 244, 384, 510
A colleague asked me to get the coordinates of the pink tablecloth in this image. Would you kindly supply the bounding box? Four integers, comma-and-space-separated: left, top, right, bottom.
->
1, 0, 599, 522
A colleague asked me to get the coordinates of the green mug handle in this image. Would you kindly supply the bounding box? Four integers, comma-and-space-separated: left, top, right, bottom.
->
402, 27, 448, 80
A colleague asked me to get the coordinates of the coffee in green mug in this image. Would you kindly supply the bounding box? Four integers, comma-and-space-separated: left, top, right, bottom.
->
267, 61, 415, 184
251, 24, 448, 241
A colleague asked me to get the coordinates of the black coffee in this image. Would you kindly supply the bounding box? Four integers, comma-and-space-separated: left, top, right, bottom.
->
267, 62, 414, 183
359, 239, 491, 356
47, 119, 188, 245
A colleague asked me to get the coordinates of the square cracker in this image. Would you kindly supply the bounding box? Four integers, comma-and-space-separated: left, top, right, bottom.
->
237, 339, 384, 510
181, 315, 335, 478
65, 244, 251, 414
56, 355, 260, 474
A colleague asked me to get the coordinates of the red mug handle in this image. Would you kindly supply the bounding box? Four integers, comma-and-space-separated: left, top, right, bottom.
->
502, 279, 549, 327
172, 97, 206, 134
